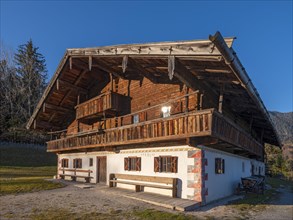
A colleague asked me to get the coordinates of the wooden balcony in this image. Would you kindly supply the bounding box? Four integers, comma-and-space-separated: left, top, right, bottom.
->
47, 109, 263, 157
75, 91, 131, 120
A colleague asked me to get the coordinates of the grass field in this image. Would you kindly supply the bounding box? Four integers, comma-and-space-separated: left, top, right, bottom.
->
0, 166, 64, 195
0, 142, 63, 195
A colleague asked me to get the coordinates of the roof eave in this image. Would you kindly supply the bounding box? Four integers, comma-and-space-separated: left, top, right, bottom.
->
209, 31, 282, 147
26, 50, 69, 130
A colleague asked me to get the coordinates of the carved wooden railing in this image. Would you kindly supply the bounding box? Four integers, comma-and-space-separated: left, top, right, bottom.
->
47, 109, 263, 157
75, 91, 131, 120
211, 111, 263, 156
48, 109, 212, 151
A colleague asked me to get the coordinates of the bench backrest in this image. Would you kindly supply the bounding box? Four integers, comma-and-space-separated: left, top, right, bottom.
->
110, 173, 176, 184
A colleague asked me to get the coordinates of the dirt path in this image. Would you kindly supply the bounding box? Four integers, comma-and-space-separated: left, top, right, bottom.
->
0, 181, 292, 220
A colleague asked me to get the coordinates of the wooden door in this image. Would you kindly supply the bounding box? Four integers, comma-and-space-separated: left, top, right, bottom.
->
96, 156, 107, 183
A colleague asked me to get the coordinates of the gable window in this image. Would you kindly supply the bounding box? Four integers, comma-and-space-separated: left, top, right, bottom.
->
73, 158, 82, 169
124, 157, 141, 171
89, 158, 93, 167
61, 158, 69, 168
215, 158, 225, 174
154, 156, 178, 173
133, 114, 139, 124
161, 106, 171, 118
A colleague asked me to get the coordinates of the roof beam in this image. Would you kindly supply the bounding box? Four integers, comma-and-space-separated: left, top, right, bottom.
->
33, 120, 61, 130
56, 79, 88, 94
48, 69, 88, 123
91, 57, 127, 79
43, 103, 74, 114
172, 57, 218, 106
127, 58, 157, 83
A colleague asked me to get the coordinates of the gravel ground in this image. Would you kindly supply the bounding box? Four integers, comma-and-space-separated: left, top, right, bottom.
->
0, 180, 292, 220
250, 187, 293, 220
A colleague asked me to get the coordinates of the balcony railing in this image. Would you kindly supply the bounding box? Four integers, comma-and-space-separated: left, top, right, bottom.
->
75, 91, 131, 120
47, 109, 263, 157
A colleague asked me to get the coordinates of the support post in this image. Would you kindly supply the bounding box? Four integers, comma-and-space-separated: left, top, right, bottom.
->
69, 57, 72, 70
218, 84, 224, 113
122, 55, 128, 73
89, 56, 92, 71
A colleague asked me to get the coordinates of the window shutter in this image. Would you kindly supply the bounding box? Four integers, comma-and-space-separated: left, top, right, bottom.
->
222, 159, 225, 174
154, 157, 160, 172
124, 157, 129, 171
215, 158, 219, 174
171, 156, 178, 173
136, 157, 141, 171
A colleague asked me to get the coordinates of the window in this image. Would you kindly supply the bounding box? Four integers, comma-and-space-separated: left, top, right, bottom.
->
161, 106, 171, 118
73, 158, 82, 168
215, 158, 225, 174
133, 114, 139, 124
89, 158, 93, 167
124, 157, 141, 171
61, 158, 69, 168
242, 162, 245, 172
154, 156, 178, 173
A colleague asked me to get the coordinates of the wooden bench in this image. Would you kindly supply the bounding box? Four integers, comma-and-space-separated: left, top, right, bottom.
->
109, 173, 178, 198
59, 169, 93, 183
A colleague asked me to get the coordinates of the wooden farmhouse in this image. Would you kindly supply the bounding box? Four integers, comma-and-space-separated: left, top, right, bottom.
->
27, 32, 280, 205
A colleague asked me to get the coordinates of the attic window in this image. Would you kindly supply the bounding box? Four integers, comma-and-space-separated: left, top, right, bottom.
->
133, 114, 139, 124
161, 106, 171, 118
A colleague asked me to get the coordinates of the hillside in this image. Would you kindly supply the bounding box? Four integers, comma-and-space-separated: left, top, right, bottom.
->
269, 111, 293, 145
0, 142, 56, 167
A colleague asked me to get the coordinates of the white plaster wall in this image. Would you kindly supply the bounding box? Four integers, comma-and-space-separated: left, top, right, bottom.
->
203, 146, 264, 203
250, 159, 265, 176
58, 145, 194, 199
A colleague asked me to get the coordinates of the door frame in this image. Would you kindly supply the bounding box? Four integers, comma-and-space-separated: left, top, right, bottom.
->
96, 156, 107, 183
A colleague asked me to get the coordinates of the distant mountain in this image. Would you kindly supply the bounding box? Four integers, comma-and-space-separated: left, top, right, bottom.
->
269, 111, 293, 145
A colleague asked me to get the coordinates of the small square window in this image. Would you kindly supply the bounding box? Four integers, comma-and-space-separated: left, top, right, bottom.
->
73, 158, 82, 168
89, 158, 93, 167
124, 157, 141, 171
61, 159, 68, 168
133, 114, 139, 124
154, 156, 178, 173
215, 158, 225, 174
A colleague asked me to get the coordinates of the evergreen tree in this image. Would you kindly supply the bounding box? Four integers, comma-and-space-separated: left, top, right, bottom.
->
14, 39, 47, 119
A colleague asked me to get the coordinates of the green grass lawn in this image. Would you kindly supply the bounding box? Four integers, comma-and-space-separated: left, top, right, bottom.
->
0, 166, 64, 195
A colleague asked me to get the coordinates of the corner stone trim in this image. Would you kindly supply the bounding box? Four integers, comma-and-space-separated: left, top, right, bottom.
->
186, 149, 208, 205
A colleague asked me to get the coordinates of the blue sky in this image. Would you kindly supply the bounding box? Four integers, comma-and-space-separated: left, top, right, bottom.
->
1, 1, 292, 112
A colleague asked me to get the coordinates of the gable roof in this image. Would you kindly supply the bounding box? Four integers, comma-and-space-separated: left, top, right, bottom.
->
26, 31, 281, 146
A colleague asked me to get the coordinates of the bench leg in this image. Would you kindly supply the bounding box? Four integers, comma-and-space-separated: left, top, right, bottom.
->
135, 185, 142, 192
85, 177, 90, 183
71, 176, 76, 181
172, 179, 177, 198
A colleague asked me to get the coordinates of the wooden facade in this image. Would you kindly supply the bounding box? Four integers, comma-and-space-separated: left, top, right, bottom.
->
27, 32, 280, 162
